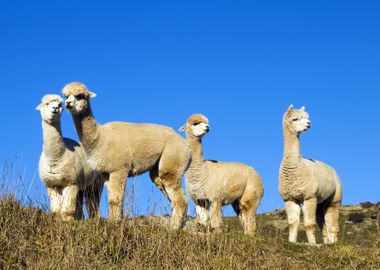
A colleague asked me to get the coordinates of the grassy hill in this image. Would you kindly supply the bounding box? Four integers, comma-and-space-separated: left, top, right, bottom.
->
0, 197, 378, 269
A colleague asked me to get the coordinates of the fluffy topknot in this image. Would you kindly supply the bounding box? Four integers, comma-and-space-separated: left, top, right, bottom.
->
41, 94, 63, 104
62, 82, 94, 98
186, 114, 209, 125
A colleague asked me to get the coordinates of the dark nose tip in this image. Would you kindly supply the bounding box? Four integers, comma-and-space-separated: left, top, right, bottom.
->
205, 126, 210, 132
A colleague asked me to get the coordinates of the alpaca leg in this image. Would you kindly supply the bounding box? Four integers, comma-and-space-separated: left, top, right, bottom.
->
303, 197, 317, 245
150, 165, 187, 229
239, 183, 263, 236
75, 190, 84, 220
105, 170, 127, 221
209, 201, 223, 233
316, 204, 328, 244
155, 141, 189, 230
239, 199, 260, 236
47, 187, 63, 216
149, 165, 168, 197
85, 177, 104, 219
61, 185, 79, 221
195, 204, 209, 230
324, 201, 340, 244
285, 200, 301, 243
163, 182, 188, 230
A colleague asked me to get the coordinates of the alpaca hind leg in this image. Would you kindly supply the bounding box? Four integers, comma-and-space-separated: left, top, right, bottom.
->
61, 185, 79, 221
75, 190, 84, 220
303, 197, 317, 245
150, 166, 187, 229
316, 204, 328, 243
239, 198, 260, 236
47, 187, 63, 216
324, 201, 340, 244
285, 200, 301, 243
239, 183, 262, 236
209, 201, 223, 233
149, 165, 168, 197
85, 177, 104, 219
105, 170, 127, 221
162, 180, 188, 230
156, 141, 189, 230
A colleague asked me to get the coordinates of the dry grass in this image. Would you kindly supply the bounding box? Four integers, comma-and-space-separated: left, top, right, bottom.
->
0, 161, 378, 269
0, 196, 379, 270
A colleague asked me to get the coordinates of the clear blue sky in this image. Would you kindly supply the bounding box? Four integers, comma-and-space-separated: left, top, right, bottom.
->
0, 1, 379, 217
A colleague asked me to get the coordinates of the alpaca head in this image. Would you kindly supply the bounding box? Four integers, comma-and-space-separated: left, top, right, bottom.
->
36, 94, 64, 124
179, 114, 210, 138
62, 82, 97, 115
283, 105, 311, 135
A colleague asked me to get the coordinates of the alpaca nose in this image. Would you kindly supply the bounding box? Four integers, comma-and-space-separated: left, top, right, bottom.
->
205, 126, 210, 132
66, 101, 73, 109
307, 121, 311, 128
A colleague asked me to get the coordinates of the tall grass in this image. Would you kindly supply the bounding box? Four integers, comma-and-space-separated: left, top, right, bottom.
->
0, 162, 379, 269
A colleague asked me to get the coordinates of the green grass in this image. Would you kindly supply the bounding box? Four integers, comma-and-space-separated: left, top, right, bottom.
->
0, 197, 379, 269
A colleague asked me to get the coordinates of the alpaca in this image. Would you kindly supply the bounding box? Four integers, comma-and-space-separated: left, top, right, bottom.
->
62, 82, 190, 229
279, 105, 342, 244
179, 114, 264, 235
37, 94, 103, 221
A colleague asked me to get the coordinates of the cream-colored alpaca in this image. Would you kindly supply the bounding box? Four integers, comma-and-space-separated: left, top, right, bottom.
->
37, 95, 103, 221
62, 82, 190, 229
279, 105, 342, 244
179, 114, 264, 235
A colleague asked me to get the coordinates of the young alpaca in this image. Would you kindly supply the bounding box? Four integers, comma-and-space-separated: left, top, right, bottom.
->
62, 82, 190, 229
37, 95, 103, 221
279, 105, 342, 245
179, 114, 264, 235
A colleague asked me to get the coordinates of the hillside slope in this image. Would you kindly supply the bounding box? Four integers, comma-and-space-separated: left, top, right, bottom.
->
0, 198, 379, 269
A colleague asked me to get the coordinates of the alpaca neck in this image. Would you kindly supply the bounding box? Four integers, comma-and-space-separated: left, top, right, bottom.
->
187, 136, 205, 169
283, 126, 302, 162
73, 106, 100, 149
185, 136, 208, 198
42, 120, 66, 159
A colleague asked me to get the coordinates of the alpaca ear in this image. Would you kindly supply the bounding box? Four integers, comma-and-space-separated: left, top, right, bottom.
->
89, 91, 97, 98
178, 124, 187, 132
288, 104, 294, 112
36, 104, 42, 111
300, 106, 305, 111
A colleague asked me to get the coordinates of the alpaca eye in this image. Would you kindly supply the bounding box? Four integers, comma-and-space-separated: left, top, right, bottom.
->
76, 94, 85, 99
292, 118, 299, 122
45, 102, 50, 106
193, 122, 200, 126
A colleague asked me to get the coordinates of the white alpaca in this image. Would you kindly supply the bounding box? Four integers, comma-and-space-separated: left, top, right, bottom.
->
179, 114, 264, 235
279, 105, 342, 244
37, 95, 103, 220
62, 82, 190, 229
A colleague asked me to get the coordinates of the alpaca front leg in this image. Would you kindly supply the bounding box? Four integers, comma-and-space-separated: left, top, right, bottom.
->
61, 185, 79, 221
105, 171, 127, 221
285, 200, 301, 243
196, 204, 209, 231
303, 198, 317, 245
47, 187, 63, 216
209, 201, 223, 233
